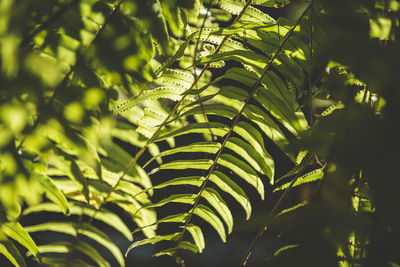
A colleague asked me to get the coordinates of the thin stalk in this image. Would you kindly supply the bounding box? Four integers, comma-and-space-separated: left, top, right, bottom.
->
241, 155, 313, 266
308, 0, 314, 125
191, 0, 219, 139
174, 3, 312, 261
240, 5, 312, 265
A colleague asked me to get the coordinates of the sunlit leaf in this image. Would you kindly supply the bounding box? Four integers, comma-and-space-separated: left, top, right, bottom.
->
217, 154, 264, 200
193, 204, 226, 243
0, 237, 26, 267
210, 171, 251, 220
22, 202, 132, 241
25, 222, 124, 267
186, 224, 205, 252
126, 233, 181, 256
35, 173, 69, 215
1, 222, 40, 261
202, 187, 233, 234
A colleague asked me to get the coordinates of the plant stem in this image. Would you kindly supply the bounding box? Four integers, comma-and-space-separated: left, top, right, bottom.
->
240, 4, 312, 265
241, 155, 313, 266
191, 0, 220, 140
308, 0, 314, 126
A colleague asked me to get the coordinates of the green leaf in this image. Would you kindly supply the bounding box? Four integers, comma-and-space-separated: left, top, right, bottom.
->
40, 257, 92, 267
154, 176, 206, 189
202, 50, 268, 70
153, 247, 176, 257
22, 202, 133, 241
276, 154, 311, 184
133, 176, 205, 199
113, 87, 184, 114
47, 154, 90, 202
35, 243, 69, 254
296, 151, 308, 165
202, 187, 233, 234
226, 137, 269, 176
145, 142, 221, 167
276, 201, 308, 217
224, 67, 307, 134
75, 241, 111, 267
126, 233, 181, 257
193, 204, 226, 243
243, 105, 290, 156
179, 103, 238, 120
273, 54, 305, 88
144, 194, 196, 209
25, 222, 124, 267
217, 154, 264, 200
159, 159, 213, 170
35, 173, 69, 215
234, 121, 275, 181
219, 0, 275, 23
273, 244, 299, 257
177, 241, 200, 253
35, 241, 110, 267
251, 0, 275, 7
210, 171, 251, 220
186, 224, 205, 252
1, 222, 40, 261
101, 144, 153, 195
274, 168, 325, 192
155, 122, 229, 141
0, 237, 26, 267
156, 68, 194, 89
321, 102, 345, 116
139, 0, 171, 56
132, 213, 189, 235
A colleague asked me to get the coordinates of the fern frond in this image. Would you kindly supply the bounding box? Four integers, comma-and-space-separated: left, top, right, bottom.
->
125, 4, 314, 261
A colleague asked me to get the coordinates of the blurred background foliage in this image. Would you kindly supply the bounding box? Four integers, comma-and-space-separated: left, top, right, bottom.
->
0, 0, 399, 266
